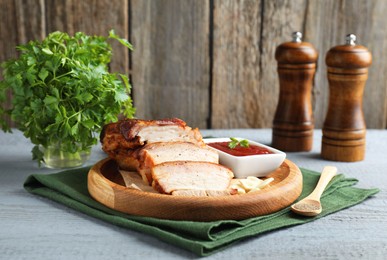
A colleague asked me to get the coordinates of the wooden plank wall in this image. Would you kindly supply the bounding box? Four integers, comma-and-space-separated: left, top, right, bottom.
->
1, 0, 387, 130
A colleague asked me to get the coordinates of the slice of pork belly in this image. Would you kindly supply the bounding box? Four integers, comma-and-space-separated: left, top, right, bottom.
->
100, 118, 205, 155
151, 161, 234, 194
137, 142, 219, 184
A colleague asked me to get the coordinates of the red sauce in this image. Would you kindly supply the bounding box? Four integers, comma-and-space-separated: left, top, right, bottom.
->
208, 142, 273, 156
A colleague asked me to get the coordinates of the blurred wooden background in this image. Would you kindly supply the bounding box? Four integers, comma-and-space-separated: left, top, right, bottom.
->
1, 0, 387, 129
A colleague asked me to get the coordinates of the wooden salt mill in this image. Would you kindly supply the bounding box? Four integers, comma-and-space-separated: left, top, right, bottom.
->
272, 32, 318, 152
321, 34, 372, 162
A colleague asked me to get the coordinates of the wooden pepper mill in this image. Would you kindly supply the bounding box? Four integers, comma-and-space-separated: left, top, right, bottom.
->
321, 34, 372, 162
272, 32, 318, 152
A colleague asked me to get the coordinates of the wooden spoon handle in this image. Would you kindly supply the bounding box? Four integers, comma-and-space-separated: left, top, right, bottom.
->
307, 166, 337, 200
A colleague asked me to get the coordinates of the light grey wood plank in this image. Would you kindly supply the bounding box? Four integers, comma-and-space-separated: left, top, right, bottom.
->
211, 0, 263, 128
130, 0, 210, 128
14, 0, 45, 43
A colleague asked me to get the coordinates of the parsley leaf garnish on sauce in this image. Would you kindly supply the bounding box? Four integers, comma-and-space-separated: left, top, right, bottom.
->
228, 137, 250, 149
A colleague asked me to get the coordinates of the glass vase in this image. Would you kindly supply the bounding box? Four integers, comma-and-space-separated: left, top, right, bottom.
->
42, 143, 91, 169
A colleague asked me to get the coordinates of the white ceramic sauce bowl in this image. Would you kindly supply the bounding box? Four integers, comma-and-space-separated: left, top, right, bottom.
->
204, 137, 286, 178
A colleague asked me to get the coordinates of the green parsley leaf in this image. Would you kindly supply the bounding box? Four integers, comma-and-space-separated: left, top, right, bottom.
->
42, 48, 53, 55
239, 139, 249, 147
38, 68, 49, 81
43, 96, 57, 105
228, 137, 250, 149
109, 30, 133, 50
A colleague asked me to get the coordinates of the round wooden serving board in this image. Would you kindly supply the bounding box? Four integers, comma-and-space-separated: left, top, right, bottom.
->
88, 158, 303, 221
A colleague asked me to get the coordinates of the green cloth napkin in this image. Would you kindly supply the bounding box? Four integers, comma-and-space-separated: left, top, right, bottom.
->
24, 166, 379, 256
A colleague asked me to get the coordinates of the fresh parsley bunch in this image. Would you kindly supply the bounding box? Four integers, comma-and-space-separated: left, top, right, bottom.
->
0, 30, 135, 165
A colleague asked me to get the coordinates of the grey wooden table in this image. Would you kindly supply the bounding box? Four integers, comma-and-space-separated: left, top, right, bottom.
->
1, 129, 386, 260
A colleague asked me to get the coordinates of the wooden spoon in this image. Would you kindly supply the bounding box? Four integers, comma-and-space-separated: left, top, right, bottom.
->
291, 166, 337, 216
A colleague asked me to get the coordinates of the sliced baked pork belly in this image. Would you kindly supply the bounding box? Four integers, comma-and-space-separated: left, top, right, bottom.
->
100, 118, 204, 152
99, 118, 238, 196
137, 142, 219, 184
100, 118, 206, 170
151, 161, 234, 194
